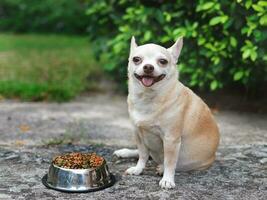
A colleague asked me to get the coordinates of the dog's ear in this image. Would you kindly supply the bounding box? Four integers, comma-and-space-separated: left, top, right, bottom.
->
168, 37, 183, 63
130, 36, 137, 56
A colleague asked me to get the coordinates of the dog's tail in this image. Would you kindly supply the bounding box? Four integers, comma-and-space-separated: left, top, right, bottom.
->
113, 148, 139, 158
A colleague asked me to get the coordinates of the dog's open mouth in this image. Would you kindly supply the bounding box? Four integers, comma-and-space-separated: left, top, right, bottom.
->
134, 73, 166, 87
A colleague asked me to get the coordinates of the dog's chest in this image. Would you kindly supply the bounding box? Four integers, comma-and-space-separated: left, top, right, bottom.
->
129, 102, 164, 151
129, 101, 157, 128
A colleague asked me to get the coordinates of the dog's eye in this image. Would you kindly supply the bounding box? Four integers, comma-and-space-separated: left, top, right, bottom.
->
159, 59, 168, 65
133, 56, 142, 64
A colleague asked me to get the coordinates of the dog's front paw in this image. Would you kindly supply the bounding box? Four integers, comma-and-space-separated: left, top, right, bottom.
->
125, 166, 143, 175
159, 177, 175, 189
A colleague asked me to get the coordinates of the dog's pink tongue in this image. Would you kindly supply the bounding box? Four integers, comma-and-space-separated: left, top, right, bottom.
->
141, 77, 154, 87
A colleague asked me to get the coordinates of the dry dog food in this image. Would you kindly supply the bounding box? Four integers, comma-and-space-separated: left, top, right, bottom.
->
53, 152, 104, 169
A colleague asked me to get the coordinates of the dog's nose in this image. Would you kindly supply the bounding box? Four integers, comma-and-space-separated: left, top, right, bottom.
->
143, 64, 154, 74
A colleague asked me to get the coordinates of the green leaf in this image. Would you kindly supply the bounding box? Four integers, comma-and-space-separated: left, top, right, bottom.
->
164, 12, 172, 22
209, 16, 228, 26
197, 2, 213, 12
258, 1, 267, 7
250, 50, 258, 61
202, 2, 215, 10
209, 17, 222, 26
211, 56, 220, 65
189, 79, 198, 86
144, 31, 152, 41
210, 80, 218, 90
234, 71, 244, 81
245, 0, 252, 9
198, 37, 206, 45
241, 27, 248, 34
230, 36, 237, 47
214, 57, 220, 65
260, 14, 267, 25
245, 40, 253, 46
252, 4, 265, 12
242, 49, 251, 59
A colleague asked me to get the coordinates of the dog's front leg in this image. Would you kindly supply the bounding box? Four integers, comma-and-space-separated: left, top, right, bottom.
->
125, 131, 149, 175
159, 136, 181, 189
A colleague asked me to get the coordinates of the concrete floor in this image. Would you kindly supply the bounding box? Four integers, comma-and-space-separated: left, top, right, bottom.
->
0, 94, 266, 199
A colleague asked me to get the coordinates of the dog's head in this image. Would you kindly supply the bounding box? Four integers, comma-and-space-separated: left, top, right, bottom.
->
128, 37, 183, 88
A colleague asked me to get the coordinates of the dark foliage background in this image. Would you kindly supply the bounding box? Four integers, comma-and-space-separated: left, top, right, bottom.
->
0, 0, 88, 34
86, 0, 267, 93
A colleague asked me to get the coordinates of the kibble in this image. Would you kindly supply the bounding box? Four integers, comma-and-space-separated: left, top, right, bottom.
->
53, 152, 104, 169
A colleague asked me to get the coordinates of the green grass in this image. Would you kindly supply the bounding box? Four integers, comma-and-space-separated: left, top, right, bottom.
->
0, 33, 101, 101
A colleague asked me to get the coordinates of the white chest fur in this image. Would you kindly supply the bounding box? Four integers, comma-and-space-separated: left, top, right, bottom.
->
129, 95, 157, 127
129, 96, 164, 154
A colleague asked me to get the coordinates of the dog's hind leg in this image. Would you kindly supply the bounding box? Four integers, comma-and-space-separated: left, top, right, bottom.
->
113, 148, 139, 158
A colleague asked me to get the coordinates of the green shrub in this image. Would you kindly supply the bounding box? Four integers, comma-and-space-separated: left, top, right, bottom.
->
0, 0, 88, 34
86, 0, 267, 92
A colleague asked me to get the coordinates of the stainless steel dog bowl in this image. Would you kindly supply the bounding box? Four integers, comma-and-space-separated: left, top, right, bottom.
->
42, 158, 115, 192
